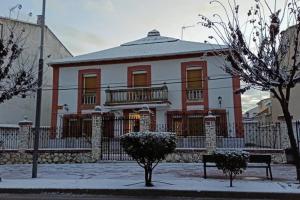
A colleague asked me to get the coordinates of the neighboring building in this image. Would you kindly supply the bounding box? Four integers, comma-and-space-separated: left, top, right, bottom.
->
243, 98, 272, 123
0, 17, 72, 126
255, 98, 272, 123
243, 106, 259, 122
49, 30, 243, 137
271, 26, 300, 122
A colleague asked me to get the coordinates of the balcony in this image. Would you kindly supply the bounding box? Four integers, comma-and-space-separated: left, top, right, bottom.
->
105, 86, 168, 106
186, 89, 203, 102
82, 93, 96, 105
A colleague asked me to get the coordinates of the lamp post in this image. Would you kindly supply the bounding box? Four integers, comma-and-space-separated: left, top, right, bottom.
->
32, 0, 46, 178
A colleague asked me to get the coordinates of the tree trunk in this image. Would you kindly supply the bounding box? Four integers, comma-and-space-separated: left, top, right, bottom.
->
144, 165, 153, 187
281, 102, 300, 181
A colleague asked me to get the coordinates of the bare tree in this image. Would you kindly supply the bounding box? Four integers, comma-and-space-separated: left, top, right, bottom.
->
199, 0, 300, 180
0, 19, 37, 103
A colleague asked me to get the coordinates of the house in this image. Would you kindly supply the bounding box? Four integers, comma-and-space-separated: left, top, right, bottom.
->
243, 107, 259, 122
255, 98, 272, 123
271, 25, 300, 122
49, 30, 243, 137
0, 16, 72, 126
244, 98, 272, 123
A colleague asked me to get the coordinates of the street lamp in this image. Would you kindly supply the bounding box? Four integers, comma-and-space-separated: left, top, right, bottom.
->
218, 96, 222, 108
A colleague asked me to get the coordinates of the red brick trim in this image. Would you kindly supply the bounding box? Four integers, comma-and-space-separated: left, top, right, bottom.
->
232, 75, 243, 137
51, 67, 59, 137
77, 69, 101, 113
181, 61, 209, 111
127, 65, 151, 87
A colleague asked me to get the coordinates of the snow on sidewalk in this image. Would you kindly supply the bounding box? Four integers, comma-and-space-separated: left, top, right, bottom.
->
0, 162, 299, 194
0, 178, 299, 194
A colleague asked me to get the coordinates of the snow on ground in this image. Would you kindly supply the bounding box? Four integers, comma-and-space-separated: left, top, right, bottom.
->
0, 162, 298, 193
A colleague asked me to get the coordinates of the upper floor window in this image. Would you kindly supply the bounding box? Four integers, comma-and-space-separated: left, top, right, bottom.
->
78, 69, 100, 111
186, 67, 203, 101
82, 74, 97, 105
132, 71, 148, 87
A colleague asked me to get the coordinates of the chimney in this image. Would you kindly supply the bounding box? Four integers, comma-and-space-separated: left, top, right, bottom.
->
37, 15, 43, 25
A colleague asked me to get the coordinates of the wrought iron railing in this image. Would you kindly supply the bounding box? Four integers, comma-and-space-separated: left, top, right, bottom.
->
105, 86, 168, 105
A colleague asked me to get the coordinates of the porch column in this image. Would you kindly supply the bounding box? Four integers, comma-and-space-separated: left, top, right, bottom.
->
91, 110, 102, 161
139, 107, 151, 132
205, 112, 217, 154
18, 116, 32, 153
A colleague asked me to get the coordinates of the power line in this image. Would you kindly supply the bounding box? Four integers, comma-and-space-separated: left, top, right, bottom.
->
40, 76, 241, 91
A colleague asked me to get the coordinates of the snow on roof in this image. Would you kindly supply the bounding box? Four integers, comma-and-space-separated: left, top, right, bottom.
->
49, 30, 228, 65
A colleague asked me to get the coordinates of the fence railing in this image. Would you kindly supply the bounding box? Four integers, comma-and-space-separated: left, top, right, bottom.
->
0, 127, 19, 149
0, 121, 287, 150
155, 122, 283, 149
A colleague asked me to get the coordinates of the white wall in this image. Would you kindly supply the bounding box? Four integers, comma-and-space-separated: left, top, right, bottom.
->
58, 56, 236, 126
0, 18, 72, 126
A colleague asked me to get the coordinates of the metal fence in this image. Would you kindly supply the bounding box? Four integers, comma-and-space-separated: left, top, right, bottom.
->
0, 126, 92, 150
0, 127, 19, 149
29, 127, 92, 149
0, 121, 288, 151
155, 122, 283, 149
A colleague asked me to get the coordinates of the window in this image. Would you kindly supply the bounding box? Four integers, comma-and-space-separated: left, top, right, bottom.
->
187, 116, 204, 136
186, 68, 203, 89
186, 68, 203, 101
172, 118, 183, 136
62, 114, 92, 138
128, 113, 140, 132
132, 71, 147, 87
82, 74, 97, 105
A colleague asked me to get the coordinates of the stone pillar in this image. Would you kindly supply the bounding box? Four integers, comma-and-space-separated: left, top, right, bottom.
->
278, 119, 291, 149
18, 116, 32, 153
139, 108, 151, 132
205, 112, 217, 154
91, 111, 102, 161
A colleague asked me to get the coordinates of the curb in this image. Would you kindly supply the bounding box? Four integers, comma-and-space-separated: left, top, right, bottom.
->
0, 188, 299, 199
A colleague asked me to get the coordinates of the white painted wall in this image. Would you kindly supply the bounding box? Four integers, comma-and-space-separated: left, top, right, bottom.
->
0, 18, 72, 126
57, 56, 236, 128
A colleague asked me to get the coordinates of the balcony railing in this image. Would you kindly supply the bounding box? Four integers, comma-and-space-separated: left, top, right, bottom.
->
105, 86, 168, 106
82, 93, 96, 105
186, 89, 203, 101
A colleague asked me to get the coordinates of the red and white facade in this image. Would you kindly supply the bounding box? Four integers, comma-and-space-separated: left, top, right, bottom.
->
49, 30, 243, 137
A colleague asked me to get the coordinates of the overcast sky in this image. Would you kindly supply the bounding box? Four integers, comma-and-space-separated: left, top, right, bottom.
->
0, 0, 276, 112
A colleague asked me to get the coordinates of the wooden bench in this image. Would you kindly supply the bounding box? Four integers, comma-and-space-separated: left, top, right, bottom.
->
203, 154, 273, 180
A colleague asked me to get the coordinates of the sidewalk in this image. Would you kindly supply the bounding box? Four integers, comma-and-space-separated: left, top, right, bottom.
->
0, 162, 299, 199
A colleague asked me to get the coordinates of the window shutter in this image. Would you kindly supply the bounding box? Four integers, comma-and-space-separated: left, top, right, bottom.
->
84, 76, 97, 94
133, 73, 147, 87
187, 69, 203, 89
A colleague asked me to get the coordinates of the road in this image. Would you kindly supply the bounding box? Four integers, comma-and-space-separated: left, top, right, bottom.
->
0, 193, 276, 200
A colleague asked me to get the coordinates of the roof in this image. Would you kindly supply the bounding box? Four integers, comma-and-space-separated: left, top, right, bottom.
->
0, 16, 72, 56
49, 30, 228, 65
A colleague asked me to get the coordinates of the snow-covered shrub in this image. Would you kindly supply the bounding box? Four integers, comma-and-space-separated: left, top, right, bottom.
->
213, 150, 249, 187
121, 131, 176, 187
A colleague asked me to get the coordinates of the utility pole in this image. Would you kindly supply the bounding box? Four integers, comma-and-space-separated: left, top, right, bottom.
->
32, 0, 46, 178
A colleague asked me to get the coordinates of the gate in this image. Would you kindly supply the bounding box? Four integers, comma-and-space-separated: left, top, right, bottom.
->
100, 116, 139, 160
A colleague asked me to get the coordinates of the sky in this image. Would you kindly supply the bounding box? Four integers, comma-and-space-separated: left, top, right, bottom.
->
0, 0, 275, 112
